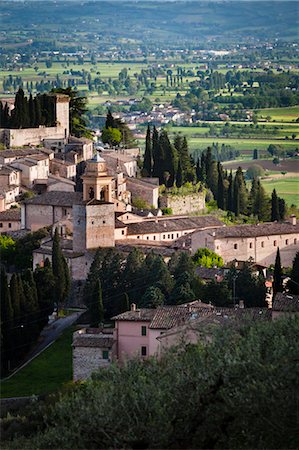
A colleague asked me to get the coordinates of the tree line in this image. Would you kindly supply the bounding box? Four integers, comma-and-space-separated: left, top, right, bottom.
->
0, 229, 70, 375
84, 247, 268, 325
196, 147, 286, 220
142, 125, 195, 186
0, 88, 55, 129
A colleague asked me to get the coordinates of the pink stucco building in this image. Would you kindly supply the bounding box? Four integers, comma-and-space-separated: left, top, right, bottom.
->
112, 302, 213, 362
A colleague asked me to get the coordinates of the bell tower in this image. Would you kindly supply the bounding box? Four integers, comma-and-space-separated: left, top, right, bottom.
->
82, 153, 113, 203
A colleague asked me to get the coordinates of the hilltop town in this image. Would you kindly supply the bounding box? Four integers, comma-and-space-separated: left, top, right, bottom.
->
0, 2, 299, 448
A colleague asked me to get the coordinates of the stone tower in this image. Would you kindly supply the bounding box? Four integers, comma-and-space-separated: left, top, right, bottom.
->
53, 94, 70, 138
73, 153, 115, 252
81, 153, 113, 203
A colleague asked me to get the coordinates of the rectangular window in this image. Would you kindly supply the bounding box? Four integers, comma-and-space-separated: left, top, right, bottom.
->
249, 242, 253, 249
8, 223, 11, 228
141, 326, 147, 336
141, 346, 147, 356
163, 235, 165, 239
0, 223, 2, 228
122, 230, 125, 235
274, 240, 277, 247
153, 236, 156, 240
261, 241, 264, 248
102, 350, 109, 360
285, 239, 289, 245
234, 243, 238, 250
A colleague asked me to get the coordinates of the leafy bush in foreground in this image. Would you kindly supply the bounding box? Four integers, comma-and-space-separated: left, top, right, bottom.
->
3, 317, 299, 449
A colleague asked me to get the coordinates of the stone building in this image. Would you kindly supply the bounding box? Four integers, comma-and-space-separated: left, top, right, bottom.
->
0, 208, 21, 233
126, 177, 159, 209
159, 191, 205, 215
10, 154, 50, 188
72, 328, 115, 381
0, 94, 70, 147
22, 191, 82, 231
191, 219, 299, 267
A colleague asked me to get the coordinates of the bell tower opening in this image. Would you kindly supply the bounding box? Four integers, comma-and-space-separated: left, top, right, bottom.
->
82, 152, 113, 203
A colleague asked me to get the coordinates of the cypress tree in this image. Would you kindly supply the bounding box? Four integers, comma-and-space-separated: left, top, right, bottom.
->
10, 273, 21, 320
142, 125, 152, 177
253, 181, 269, 221
105, 109, 115, 129
89, 279, 104, 327
0, 268, 14, 372
159, 130, 176, 187
200, 152, 206, 182
227, 170, 234, 212
176, 159, 183, 188
152, 126, 162, 181
217, 162, 225, 210
28, 93, 35, 128
271, 189, 280, 221
52, 228, 66, 304
273, 247, 283, 295
233, 174, 240, 216
196, 158, 201, 182
253, 148, 258, 160
249, 177, 259, 215
181, 136, 191, 182
278, 197, 286, 221
34, 96, 42, 127
233, 167, 248, 215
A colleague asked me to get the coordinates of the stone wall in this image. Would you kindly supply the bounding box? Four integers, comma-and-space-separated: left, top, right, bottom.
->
0, 126, 67, 148
160, 192, 205, 215
73, 346, 111, 381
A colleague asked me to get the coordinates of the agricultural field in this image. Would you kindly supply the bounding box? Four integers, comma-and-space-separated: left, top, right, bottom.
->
185, 136, 299, 156
257, 106, 299, 122
261, 177, 299, 207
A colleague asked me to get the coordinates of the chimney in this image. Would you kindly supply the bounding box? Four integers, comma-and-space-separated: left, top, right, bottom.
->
131, 303, 136, 311
239, 300, 245, 309
291, 215, 296, 226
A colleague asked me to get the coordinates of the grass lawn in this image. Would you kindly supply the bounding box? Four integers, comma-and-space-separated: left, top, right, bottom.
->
0, 326, 77, 398
261, 177, 299, 207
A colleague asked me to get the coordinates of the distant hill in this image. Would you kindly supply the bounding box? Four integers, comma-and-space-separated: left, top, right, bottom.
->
1, 1, 298, 44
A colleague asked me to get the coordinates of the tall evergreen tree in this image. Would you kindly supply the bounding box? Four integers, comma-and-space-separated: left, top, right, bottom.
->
271, 189, 280, 221
0, 268, 13, 373
217, 162, 225, 210
52, 228, 67, 304
159, 130, 177, 187
233, 167, 248, 215
105, 109, 115, 129
89, 279, 104, 327
227, 170, 234, 212
278, 197, 286, 221
253, 181, 269, 221
28, 93, 35, 127
176, 159, 183, 188
142, 125, 152, 177
273, 247, 283, 295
